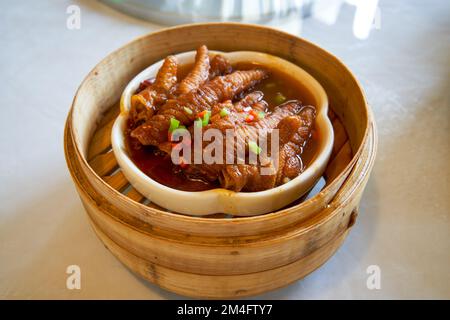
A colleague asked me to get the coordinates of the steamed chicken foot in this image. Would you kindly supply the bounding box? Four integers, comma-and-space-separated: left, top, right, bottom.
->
220, 106, 316, 191
209, 91, 267, 124
233, 91, 267, 112
125, 45, 320, 193
209, 54, 233, 79
129, 55, 178, 126
180, 101, 314, 191
170, 95, 271, 182
275, 106, 316, 185
176, 45, 210, 95
158, 92, 268, 156
205, 100, 304, 164
131, 68, 268, 146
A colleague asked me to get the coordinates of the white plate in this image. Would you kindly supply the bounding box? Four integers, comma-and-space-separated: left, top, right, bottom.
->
112, 50, 334, 216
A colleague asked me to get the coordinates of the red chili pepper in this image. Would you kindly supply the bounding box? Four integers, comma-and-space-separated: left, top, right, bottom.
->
197, 110, 207, 119
249, 109, 260, 119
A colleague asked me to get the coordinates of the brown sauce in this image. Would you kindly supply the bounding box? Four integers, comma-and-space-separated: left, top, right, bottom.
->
127, 60, 320, 192
126, 136, 218, 191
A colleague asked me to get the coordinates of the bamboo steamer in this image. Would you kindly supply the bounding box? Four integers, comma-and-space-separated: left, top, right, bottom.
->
64, 23, 377, 298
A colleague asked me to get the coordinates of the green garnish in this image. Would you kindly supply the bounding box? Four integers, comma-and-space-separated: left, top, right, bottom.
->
169, 118, 180, 133
202, 110, 211, 126
249, 141, 262, 155
183, 107, 193, 115
220, 107, 230, 117
274, 92, 286, 105
265, 82, 276, 88
257, 111, 265, 119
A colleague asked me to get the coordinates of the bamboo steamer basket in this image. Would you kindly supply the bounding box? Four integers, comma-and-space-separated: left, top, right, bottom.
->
64, 23, 377, 298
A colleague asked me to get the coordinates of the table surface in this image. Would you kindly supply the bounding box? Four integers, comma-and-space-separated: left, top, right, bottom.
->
1, 0, 449, 299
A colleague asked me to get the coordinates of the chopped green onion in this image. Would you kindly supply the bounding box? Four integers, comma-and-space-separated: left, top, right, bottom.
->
274, 92, 286, 105
257, 111, 265, 119
168, 118, 180, 133
220, 107, 230, 117
265, 82, 276, 88
183, 107, 193, 115
249, 141, 262, 155
194, 119, 203, 128
202, 110, 211, 126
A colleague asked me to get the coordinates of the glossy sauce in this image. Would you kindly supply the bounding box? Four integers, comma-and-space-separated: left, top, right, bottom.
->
126, 136, 218, 191
126, 61, 320, 192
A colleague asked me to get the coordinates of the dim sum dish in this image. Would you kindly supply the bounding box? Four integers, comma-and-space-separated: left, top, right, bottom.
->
112, 46, 334, 215
65, 23, 376, 298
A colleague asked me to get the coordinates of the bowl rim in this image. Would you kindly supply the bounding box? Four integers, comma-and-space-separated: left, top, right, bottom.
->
111, 50, 334, 214
69, 22, 370, 222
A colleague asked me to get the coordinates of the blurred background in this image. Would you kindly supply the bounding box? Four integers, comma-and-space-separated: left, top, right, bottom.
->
99, 0, 380, 40
100, 0, 314, 25
0, 0, 449, 299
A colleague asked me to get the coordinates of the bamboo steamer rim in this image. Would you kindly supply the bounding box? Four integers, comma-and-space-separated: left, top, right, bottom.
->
68, 22, 371, 224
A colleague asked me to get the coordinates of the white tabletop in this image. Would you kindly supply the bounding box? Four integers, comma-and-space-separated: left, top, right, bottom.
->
1, 0, 449, 299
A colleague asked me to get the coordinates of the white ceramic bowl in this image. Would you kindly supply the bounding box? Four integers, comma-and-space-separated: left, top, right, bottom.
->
112, 50, 334, 216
